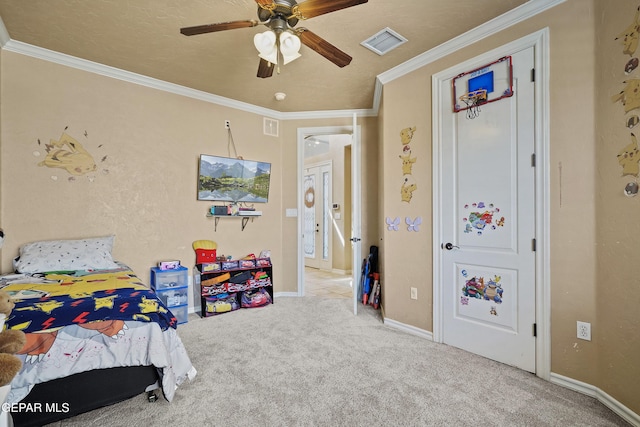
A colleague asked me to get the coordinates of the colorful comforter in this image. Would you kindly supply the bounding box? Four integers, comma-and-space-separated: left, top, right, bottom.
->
0, 267, 196, 404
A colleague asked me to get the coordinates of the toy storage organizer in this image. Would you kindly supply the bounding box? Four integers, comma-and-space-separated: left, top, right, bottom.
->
194, 258, 273, 317
150, 266, 189, 324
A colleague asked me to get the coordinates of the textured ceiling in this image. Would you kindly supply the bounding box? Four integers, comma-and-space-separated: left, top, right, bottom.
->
0, 0, 529, 112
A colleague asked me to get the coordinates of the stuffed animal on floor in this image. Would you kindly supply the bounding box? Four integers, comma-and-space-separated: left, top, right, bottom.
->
0, 289, 26, 386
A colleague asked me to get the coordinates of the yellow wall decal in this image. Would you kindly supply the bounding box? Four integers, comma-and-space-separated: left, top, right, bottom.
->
616, 5, 640, 56
38, 132, 97, 176
617, 133, 640, 176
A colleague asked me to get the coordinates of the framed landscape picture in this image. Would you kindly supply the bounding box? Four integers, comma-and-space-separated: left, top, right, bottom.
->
198, 155, 271, 203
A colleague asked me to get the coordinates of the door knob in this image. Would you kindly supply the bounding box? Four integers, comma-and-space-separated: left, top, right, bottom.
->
442, 242, 459, 250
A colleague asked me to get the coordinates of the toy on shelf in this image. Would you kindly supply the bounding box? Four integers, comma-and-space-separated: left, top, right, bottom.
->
193, 240, 217, 264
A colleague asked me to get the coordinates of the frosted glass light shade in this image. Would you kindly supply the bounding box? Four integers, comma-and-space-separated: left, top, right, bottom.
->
254, 31, 277, 64
279, 32, 301, 65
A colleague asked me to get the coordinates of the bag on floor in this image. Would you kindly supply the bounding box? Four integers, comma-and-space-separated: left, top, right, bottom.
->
240, 288, 272, 308
205, 293, 239, 315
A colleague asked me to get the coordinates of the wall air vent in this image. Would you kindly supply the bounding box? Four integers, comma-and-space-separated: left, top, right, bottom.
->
264, 117, 279, 137
361, 27, 407, 56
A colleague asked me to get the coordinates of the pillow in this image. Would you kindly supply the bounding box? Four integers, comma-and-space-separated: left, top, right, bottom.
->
14, 235, 120, 274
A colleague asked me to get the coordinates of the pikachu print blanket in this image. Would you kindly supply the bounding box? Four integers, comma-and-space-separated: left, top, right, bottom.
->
0, 268, 195, 404
1, 267, 177, 333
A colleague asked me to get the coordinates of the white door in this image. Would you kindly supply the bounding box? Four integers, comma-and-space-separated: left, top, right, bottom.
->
351, 116, 362, 315
303, 163, 332, 270
440, 47, 536, 372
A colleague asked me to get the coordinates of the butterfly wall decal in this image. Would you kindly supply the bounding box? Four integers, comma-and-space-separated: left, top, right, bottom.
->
406, 216, 422, 232
386, 216, 400, 231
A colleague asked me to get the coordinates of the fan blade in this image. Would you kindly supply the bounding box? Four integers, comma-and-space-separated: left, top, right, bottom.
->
257, 58, 275, 78
180, 20, 258, 36
255, 0, 276, 9
297, 29, 352, 68
294, 0, 368, 20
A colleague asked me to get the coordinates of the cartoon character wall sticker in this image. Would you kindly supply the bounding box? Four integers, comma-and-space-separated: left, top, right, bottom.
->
462, 201, 505, 235
34, 128, 109, 182
460, 269, 504, 316
400, 175, 417, 203
618, 133, 640, 176
612, 4, 640, 194
615, 5, 640, 56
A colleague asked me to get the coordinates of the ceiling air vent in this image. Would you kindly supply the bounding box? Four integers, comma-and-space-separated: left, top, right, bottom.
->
361, 27, 407, 56
263, 117, 279, 137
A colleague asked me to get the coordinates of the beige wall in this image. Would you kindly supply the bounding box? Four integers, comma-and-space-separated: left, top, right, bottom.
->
379, 0, 638, 415
595, 0, 640, 413
380, 69, 433, 330
0, 52, 287, 287
0, 49, 2, 242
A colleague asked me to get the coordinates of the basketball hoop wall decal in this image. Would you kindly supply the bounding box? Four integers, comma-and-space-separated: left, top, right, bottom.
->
453, 56, 514, 119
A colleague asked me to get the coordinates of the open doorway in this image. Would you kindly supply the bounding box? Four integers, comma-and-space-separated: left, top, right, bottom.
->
297, 125, 361, 306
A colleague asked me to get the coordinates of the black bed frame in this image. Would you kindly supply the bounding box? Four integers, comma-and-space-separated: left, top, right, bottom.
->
11, 365, 160, 427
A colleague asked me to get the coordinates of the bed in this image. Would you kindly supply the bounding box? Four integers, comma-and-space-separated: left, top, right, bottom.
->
0, 236, 197, 426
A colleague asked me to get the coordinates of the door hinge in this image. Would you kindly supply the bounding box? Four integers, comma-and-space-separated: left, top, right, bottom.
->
532, 238, 536, 252
531, 68, 535, 82
531, 153, 536, 167
533, 323, 537, 337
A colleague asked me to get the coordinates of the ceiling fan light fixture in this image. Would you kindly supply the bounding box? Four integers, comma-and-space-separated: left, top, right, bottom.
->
279, 32, 301, 65
181, 0, 370, 78
254, 31, 278, 63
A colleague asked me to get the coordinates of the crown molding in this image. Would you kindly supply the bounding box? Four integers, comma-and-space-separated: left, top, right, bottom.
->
0, 0, 564, 119
376, 0, 565, 87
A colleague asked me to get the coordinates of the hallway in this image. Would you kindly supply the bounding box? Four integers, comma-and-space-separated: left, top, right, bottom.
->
305, 267, 352, 299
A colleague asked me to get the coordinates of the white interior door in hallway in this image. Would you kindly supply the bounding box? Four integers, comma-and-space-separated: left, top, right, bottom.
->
439, 46, 536, 372
304, 162, 332, 271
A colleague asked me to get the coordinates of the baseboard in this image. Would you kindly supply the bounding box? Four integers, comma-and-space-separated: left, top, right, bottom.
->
382, 317, 434, 341
550, 373, 639, 427
274, 292, 299, 298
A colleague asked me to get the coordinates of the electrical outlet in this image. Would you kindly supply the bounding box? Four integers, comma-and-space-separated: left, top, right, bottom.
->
224, 120, 230, 129
577, 321, 591, 341
410, 287, 418, 300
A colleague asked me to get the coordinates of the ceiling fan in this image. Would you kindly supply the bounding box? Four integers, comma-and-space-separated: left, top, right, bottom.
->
180, 0, 369, 78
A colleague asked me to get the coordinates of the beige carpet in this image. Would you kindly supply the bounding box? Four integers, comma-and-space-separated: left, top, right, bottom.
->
46, 297, 629, 426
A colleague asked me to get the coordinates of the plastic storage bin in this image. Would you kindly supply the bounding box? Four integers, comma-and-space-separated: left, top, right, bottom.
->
151, 266, 189, 325
170, 304, 188, 324
155, 287, 189, 307
151, 266, 188, 290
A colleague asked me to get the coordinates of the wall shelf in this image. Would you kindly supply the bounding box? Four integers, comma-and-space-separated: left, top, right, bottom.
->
206, 213, 261, 231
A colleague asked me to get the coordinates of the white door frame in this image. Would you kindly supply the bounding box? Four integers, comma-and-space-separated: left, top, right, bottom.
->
431, 29, 551, 379
297, 125, 362, 315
